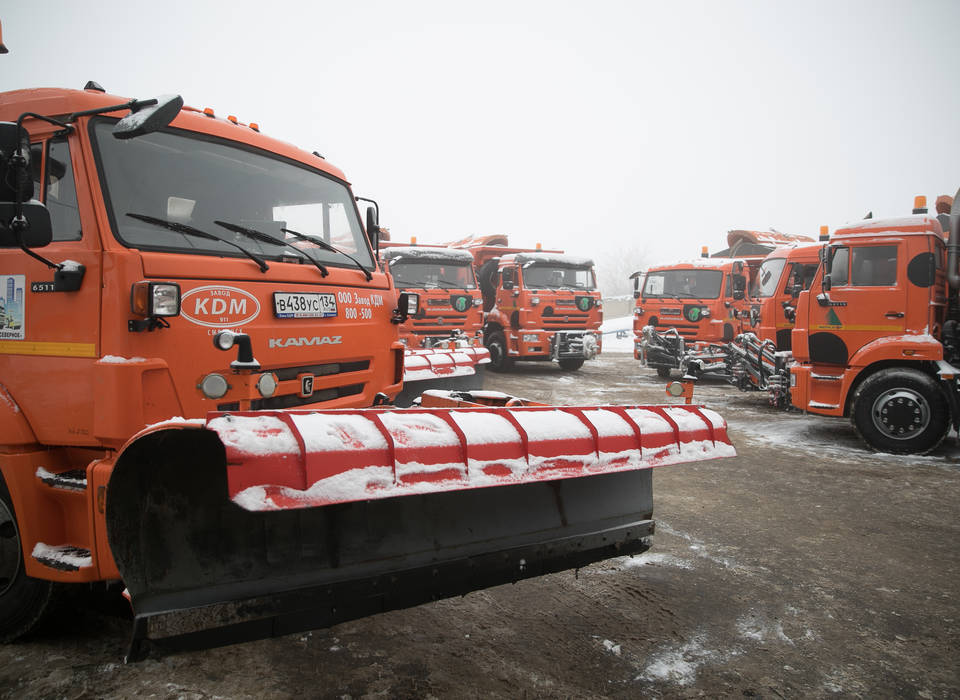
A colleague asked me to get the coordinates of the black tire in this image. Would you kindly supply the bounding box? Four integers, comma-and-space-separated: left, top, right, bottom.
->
656, 366, 671, 378
0, 473, 58, 642
558, 358, 584, 371
486, 331, 513, 372
850, 368, 949, 454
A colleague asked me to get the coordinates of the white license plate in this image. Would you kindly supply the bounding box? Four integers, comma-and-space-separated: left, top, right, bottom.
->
273, 292, 337, 318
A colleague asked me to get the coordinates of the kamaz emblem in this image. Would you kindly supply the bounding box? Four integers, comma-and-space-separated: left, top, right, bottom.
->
577, 297, 591, 311
453, 296, 469, 312
269, 335, 343, 348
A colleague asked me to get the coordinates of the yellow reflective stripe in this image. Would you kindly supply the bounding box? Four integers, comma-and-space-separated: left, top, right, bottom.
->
811, 324, 904, 332
0, 341, 97, 358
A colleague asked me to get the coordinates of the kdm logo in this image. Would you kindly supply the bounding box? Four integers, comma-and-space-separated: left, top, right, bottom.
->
269, 336, 343, 348
181, 286, 260, 328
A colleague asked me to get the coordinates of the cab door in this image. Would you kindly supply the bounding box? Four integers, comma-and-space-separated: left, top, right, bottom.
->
0, 128, 103, 445
806, 241, 905, 366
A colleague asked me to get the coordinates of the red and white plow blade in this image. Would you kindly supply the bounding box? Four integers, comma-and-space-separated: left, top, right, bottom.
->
403, 347, 491, 381
209, 405, 735, 511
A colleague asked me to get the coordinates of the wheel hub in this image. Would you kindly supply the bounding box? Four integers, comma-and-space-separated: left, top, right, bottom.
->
871, 388, 930, 440
0, 499, 22, 596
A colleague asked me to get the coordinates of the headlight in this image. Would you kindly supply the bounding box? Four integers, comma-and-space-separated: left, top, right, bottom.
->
522, 334, 539, 342
131, 281, 181, 317
257, 373, 278, 398
199, 373, 229, 399
531, 296, 540, 306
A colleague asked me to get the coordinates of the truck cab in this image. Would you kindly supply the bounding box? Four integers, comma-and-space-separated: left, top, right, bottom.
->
632, 258, 747, 351
482, 251, 602, 371
746, 243, 820, 350
0, 86, 401, 590
381, 245, 483, 350
790, 214, 951, 452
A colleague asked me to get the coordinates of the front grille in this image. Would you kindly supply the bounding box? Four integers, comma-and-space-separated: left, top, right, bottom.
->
428, 299, 450, 307
217, 383, 365, 411
273, 360, 368, 381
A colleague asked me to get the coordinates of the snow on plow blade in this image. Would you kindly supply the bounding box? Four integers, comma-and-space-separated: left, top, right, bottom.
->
403, 346, 490, 382
106, 405, 734, 660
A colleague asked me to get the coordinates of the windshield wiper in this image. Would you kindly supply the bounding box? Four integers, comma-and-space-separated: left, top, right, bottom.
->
281, 227, 372, 281
214, 220, 329, 277
126, 213, 269, 272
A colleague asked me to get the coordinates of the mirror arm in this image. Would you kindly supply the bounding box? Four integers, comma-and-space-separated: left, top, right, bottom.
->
66, 98, 148, 122
10, 217, 58, 269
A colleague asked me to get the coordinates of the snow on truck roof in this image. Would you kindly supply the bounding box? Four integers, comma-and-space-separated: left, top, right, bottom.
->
646, 257, 747, 272
382, 246, 475, 263
727, 229, 815, 247
505, 252, 595, 267
833, 216, 944, 240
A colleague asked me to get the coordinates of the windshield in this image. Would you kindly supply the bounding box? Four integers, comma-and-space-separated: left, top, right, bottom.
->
752, 258, 788, 298
388, 259, 476, 289
642, 269, 723, 299
522, 264, 596, 290
90, 119, 373, 270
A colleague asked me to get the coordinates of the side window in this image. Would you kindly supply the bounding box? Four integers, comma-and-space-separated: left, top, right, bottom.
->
851, 245, 897, 286
724, 274, 732, 298
44, 138, 83, 241
830, 247, 849, 287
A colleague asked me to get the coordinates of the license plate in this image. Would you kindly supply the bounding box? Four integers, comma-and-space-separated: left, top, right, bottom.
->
273, 292, 337, 318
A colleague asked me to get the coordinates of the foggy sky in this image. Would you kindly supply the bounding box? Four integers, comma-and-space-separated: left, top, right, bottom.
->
2, 0, 957, 282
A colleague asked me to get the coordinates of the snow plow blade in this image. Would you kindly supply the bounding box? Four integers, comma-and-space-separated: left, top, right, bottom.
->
403, 346, 491, 382
106, 405, 734, 660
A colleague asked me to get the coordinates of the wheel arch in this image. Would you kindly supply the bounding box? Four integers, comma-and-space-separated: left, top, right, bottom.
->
843, 359, 943, 417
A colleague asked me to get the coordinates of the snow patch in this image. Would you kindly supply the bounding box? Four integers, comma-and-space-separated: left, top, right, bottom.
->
619, 552, 694, 570
31, 542, 92, 569
99, 355, 148, 364
638, 635, 717, 686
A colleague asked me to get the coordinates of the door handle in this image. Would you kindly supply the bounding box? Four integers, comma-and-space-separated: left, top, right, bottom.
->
884, 311, 905, 318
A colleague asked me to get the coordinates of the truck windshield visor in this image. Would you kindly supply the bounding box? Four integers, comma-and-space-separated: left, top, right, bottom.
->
90, 119, 374, 270
388, 260, 477, 289
643, 269, 723, 299
522, 264, 596, 290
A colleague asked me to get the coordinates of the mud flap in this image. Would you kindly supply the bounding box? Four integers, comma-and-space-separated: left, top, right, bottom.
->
107, 427, 656, 660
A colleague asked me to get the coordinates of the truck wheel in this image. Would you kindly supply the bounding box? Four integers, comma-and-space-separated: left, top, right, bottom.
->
486, 332, 513, 372
656, 366, 671, 378
558, 358, 584, 371
0, 474, 58, 642
850, 368, 949, 454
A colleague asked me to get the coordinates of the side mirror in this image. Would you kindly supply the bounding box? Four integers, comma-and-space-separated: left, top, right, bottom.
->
0, 122, 33, 201
392, 291, 419, 324
788, 283, 803, 298
365, 206, 380, 250
502, 278, 514, 290
0, 201, 53, 248
732, 274, 746, 300
112, 94, 183, 140
822, 274, 832, 292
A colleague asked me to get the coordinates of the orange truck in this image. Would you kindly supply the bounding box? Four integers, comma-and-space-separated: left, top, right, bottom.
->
450, 235, 603, 371
0, 85, 736, 659
789, 193, 960, 453
633, 230, 815, 378
380, 243, 490, 385
722, 242, 821, 402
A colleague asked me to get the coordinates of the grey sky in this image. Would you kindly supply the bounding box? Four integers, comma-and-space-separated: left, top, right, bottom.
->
2, 0, 957, 274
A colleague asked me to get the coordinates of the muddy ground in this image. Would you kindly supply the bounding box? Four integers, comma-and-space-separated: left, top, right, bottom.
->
2, 353, 959, 699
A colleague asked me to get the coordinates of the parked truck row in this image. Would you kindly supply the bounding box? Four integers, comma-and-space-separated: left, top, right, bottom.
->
632, 193, 960, 456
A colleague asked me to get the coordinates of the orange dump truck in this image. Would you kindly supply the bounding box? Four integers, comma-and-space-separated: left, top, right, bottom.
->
790, 193, 959, 453
450, 235, 603, 371
0, 85, 735, 659
380, 243, 489, 384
